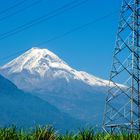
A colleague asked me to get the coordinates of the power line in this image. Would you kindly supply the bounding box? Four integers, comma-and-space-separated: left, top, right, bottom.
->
0, 0, 89, 41
0, 10, 118, 63
0, 49, 29, 62
0, 0, 27, 15
0, 0, 44, 22
37, 11, 118, 46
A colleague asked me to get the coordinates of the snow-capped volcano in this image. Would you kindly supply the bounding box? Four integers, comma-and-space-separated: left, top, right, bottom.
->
0, 47, 112, 125
0, 47, 110, 93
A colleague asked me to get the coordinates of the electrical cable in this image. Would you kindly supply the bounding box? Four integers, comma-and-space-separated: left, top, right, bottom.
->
0, 10, 118, 63
0, 0, 44, 22
0, 0, 89, 41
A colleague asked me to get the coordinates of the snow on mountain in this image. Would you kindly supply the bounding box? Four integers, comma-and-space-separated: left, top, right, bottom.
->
0, 47, 110, 92
0, 47, 116, 125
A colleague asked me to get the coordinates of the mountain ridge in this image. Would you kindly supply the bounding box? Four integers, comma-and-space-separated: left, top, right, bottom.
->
0, 74, 83, 131
0, 47, 111, 92
0, 47, 114, 125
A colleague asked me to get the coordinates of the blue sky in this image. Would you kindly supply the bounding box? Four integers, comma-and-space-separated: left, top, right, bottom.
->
0, 0, 122, 79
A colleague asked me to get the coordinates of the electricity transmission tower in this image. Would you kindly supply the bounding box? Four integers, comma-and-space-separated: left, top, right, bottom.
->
103, 0, 140, 133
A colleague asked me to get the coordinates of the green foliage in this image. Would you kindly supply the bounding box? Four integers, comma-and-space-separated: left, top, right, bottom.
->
0, 126, 140, 140
33, 126, 57, 140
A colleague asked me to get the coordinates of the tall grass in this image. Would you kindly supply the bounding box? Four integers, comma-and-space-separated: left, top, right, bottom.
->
0, 126, 140, 140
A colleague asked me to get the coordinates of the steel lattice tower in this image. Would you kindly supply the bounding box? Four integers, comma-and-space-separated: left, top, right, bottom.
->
103, 0, 140, 133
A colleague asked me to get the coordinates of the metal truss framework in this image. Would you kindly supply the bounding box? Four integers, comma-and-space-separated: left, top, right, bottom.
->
103, 0, 140, 133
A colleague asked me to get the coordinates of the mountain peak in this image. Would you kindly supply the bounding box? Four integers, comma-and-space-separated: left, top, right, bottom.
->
30, 47, 54, 53
28, 47, 61, 61
1, 47, 72, 77
0, 47, 111, 93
